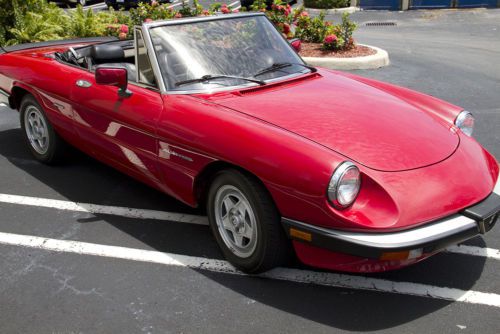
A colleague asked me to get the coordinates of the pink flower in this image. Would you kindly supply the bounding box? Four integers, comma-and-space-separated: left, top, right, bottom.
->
174, 12, 182, 18
119, 32, 127, 40
300, 11, 309, 17
119, 24, 129, 34
232, 9, 239, 13
221, 7, 230, 14
202, 9, 210, 15
151, 0, 158, 6
144, 18, 153, 23
324, 34, 337, 44
283, 23, 290, 34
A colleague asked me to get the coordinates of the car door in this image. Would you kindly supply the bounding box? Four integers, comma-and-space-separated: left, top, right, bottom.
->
69, 34, 164, 188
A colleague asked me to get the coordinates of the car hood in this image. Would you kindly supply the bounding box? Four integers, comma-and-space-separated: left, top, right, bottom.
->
210, 70, 459, 172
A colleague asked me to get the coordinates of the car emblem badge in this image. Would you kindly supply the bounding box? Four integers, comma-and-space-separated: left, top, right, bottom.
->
159, 143, 193, 162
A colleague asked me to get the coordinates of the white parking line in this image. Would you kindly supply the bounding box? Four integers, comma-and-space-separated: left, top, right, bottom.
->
445, 245, 500, 260
0, 231, 499, 308
0, 193, 498, 260
228, 1, 240, 7
0, 193, 208, 225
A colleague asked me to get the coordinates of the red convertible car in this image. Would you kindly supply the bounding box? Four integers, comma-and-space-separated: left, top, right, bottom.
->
0, 13, 499, 273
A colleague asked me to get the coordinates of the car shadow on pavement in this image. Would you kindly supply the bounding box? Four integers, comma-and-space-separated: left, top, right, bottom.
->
0, 127, 488, 331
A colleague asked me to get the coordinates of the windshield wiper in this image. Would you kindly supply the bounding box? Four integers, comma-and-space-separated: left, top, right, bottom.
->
253, 62, 317, 78
175, 74, 266, 87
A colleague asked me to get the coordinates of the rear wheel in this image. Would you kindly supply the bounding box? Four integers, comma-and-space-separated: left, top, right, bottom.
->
207, 169, 290, 273
20, 95, 66, 164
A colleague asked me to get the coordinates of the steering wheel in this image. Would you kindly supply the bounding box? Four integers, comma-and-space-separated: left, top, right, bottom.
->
67, 47, 82, 66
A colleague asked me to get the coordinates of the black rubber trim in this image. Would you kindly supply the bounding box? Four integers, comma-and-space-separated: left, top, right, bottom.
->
2, 37, 118, 53
461, 192, 500, 221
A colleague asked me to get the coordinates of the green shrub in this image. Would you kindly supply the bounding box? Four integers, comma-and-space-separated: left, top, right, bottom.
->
295, 10, 331, 43
1, 0, 68, 45
303, 0, 349, 9
7, 0, 68, 45
3, 0, 357, 53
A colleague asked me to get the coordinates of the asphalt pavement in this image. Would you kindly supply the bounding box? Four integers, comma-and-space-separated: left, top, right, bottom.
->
1, 7, 500, 334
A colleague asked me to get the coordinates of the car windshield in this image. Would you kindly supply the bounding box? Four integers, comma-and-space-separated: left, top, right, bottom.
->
149, 15, 309, 92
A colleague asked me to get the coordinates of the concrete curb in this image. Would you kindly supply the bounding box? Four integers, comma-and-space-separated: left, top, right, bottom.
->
302, 44, 390, 70
303, 6, 360, 15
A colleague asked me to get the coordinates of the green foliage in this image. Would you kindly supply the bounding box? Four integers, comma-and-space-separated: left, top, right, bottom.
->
67, 5, 104, 38
1, 0, 66, 45
249, 0, 267, 12
303, 0, 349, 9
333, 12, 357, 50
2, 0, 357, 54
179, 0, 204, 17
7, 0, 68, 45
295, 10, 331, 43
129, 2, 177, 26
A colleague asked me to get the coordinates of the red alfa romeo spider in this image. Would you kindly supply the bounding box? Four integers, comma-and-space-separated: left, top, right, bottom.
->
0, 13, 499, 273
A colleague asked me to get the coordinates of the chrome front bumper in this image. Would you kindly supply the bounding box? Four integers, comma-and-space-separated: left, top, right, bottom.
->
283, 178, 500, 260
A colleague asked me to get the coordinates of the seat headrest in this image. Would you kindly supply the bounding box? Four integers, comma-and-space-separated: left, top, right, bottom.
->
91, 44, 124, 64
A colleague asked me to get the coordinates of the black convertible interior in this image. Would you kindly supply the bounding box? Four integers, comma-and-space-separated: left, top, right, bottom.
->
58, 40, 144, 85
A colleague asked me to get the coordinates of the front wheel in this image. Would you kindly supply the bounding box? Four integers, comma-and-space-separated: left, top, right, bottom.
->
207, 169, 290, 273
20, 95, 66, 164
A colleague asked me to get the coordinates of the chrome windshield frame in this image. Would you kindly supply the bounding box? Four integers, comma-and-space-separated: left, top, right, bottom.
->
140, 13, 309, 95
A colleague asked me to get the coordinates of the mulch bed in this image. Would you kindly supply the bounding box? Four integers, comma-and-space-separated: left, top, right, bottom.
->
299, 43, 377, 58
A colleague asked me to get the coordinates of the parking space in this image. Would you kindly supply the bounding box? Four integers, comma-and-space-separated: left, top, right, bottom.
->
1, 7, 500, 334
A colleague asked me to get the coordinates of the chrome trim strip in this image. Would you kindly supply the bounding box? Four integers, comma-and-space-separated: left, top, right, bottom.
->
141, 25, 167, 93
284, 214, 478, 249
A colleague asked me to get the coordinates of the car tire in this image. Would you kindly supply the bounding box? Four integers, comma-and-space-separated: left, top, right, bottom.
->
207, 169, 291, 273
20, 95, 67, 164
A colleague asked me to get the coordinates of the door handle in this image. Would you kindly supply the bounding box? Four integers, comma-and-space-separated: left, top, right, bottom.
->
76, 80, 92, 88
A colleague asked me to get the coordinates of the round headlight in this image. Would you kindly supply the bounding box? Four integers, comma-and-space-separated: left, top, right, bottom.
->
327, 161, 361, 209
455, 110, 474, 137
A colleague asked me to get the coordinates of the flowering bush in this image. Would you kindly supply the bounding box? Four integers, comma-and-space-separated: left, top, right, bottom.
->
249, 0, 267, 12
321, 12, 356, 50
3, 0, 357, 53
267, 1, 294, 38
294, 10, 330, 43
